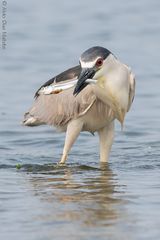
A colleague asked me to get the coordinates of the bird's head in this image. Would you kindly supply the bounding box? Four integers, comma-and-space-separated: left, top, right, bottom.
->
73, 46, 130, 126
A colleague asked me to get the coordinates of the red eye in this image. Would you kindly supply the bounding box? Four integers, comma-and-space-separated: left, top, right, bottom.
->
96, 58, 103, 67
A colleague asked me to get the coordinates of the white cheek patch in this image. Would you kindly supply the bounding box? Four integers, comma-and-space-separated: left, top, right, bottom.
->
80, 57, 101, 68
80, 60, 95, 68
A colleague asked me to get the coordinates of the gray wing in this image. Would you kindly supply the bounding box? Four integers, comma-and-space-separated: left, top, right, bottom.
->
35, 65, 81, 98
127, 70, 135, 112
23, 65, 96, 127
123, 64, 135, 112
26, 86, 96, 126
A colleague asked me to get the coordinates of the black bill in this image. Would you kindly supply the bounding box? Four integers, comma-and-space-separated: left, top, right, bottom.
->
73, 68, 96, 95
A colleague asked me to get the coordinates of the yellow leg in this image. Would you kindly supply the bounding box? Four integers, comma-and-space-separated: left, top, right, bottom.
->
59, 119, 83, 164
98, 121, 114, 162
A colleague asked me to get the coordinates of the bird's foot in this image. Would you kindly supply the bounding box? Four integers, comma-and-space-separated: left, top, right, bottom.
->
57, 154, 67, 166
57, 161, 66, 166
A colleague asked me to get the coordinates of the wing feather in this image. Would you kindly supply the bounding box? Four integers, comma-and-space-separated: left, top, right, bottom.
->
35, 65, 81, 98
26, 85, 96, 127
128, 70, 135, 111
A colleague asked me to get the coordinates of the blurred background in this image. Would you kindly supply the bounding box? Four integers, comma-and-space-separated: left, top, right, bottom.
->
0, 0, 160, 240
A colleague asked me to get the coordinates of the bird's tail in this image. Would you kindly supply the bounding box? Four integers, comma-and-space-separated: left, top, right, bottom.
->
22, 111, 44, 127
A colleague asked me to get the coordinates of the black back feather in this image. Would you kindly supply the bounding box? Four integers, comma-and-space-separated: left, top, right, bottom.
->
35, 65, 81, 98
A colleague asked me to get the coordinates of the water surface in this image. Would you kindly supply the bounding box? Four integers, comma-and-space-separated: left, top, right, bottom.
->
1, 0, 160, 239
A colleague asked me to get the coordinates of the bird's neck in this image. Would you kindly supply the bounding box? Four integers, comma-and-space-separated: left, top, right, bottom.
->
93, 55, 130, 126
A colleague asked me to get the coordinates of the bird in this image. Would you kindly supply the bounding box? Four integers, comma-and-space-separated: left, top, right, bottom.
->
23, 46, 135, 164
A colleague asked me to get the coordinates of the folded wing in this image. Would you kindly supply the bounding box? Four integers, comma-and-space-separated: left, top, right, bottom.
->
23, 65, 96, 127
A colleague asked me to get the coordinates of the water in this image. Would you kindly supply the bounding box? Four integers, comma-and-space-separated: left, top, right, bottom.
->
1, 0, 160, 239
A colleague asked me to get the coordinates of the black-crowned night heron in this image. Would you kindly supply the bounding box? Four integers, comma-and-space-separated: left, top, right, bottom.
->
23, 46, 135, 164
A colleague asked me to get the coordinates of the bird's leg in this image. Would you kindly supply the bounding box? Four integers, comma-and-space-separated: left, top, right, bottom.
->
98, 121, 114, 162
59, 119, 83, 164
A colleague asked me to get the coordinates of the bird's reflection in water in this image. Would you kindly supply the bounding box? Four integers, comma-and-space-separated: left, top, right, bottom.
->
28, 162, 126, 227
